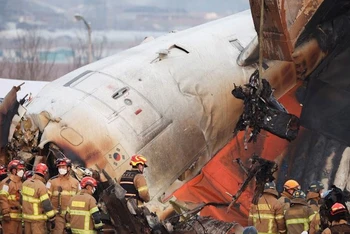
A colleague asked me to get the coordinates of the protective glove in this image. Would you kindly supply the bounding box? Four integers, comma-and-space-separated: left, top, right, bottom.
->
2, 213, 10, 222
48, 216, 56, 229
64, 227, 73, 234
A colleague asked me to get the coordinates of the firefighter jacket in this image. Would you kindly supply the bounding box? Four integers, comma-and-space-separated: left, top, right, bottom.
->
309, 213, 321, 234
248, 188, 287, 234
22, 174, 55, 222
46, 172, 80, 216
321, 220, 350, 234
0, 174, 22, 220
120, 169, 150, 203
307, 191, 321, 213
278, 191, 293, 212
66, 189, 103, 233
285, 198, 315, 234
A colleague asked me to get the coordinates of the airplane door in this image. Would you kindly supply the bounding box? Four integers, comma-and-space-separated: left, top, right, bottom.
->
68, 71, 163, 136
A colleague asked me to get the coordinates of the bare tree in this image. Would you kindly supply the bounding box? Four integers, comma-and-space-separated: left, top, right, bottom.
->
0, 29, 57, 81
69, 32, 107, 70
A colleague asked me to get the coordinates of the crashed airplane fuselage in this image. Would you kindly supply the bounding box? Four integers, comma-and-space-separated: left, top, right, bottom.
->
20, 10, 261, 201
5, 0, 350, 225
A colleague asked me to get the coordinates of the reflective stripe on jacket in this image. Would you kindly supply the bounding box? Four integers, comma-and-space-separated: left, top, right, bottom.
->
0, 174, 22, 220
248, 190, 286, 234
22, 174, 55, 221
66, 190, 103, 233
285, 198, 315, 234
46, 173, 80, 216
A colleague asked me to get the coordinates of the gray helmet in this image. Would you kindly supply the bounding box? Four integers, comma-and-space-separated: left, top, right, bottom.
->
264, 181, 276, 190
308, 181, 324, 193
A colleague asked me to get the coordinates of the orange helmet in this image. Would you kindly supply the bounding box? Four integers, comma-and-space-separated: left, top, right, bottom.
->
35, 163, 48, 176
8, 160, 25, 171
330, 203, 347, 216
55, 158, 72, 167
80, 176, 97, 189
130, 154, 148, 167
284, 179, 300, 190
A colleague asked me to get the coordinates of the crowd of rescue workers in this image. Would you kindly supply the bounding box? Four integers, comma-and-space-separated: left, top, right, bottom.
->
0, 150, 349, 234
0, 154, 150, 234
249, 179, 350, 234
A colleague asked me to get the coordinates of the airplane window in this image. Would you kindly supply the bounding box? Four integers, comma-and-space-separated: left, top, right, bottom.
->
112, 87, 130, 99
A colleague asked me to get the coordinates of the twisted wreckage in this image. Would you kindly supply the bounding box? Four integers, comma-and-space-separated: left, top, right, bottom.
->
2, 0, 350, 233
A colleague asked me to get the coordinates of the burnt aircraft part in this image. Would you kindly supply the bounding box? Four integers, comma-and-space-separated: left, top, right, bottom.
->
300, 11, 350, 146
172, 217, 237, 234
100, 184, 148, 234
232, 72, 300, 146
228, 155, 277, 211
276, 129, 346, 192
296, 0, 350, 49
0, 87, 21, 148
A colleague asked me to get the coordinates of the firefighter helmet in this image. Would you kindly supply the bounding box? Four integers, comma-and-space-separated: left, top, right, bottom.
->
23, 170, 34, 180
8, 160, 25, 171
308, 181, 324, 193
80, 176, 97, 189
35, 163, 48, 176
264, 181, 276, 190
0, 165, 6, 175
330, 203, 347, 216
55, 158, 72, 167
293, 190, 306, 199
130, 154, 148, 167
284, 179, 300, 190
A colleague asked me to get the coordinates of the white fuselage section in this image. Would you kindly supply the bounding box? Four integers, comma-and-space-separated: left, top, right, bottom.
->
26, 10, 258, 199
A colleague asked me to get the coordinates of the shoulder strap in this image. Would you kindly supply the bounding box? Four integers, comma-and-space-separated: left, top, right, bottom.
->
5, 178, 11, 185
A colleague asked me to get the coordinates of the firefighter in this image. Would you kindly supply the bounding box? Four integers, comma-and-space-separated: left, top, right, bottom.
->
321, 202, 350, 233
285, 190, 315, 234
307, 181, 324, 212
119, 154, 150, 205
22, 163, 56, 234
248, 181, 286, 234
65, 176, 103, 234
46, 158, 80, 234
0, 159, 25, 234
278, 179, 301, 211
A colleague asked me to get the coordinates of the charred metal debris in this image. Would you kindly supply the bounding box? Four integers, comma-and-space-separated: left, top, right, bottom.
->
232, 70, 300, 149
228, 154, 278, 211
99, 169, 240, 234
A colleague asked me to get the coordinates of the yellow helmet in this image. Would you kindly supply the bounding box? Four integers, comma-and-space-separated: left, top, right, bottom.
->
130, 154, 148, 167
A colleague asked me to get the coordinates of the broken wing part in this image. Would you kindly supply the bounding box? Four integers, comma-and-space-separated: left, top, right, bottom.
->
249, 0, 324, 61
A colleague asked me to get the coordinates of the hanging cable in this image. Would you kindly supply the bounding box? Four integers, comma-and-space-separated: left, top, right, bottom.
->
257, 0, 265, 95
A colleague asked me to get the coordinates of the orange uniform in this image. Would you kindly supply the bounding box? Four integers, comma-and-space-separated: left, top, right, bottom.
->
22, 174, 55, 234
66, 189, 103, 233
46, 173, 80, 233
0, 174, 22, 234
